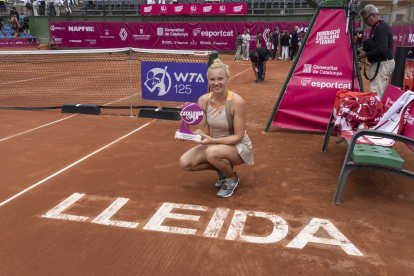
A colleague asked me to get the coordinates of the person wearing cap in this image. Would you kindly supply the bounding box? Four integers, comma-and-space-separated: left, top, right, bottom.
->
19, 11, 30, 36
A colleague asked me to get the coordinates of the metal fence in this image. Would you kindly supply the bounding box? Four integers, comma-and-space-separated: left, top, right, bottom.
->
378, 4, 414, 26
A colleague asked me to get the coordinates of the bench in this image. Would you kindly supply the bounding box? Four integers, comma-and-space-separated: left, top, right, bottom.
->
322, 84, 414, 205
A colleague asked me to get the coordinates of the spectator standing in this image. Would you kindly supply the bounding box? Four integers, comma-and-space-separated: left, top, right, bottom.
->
298, 30, 305, 46
241, 29, 250, 61
0, 15, 4, 33
33, 0, 39, 16
9, 7, 19, 21
48, 0, 56, 16
290, 26, 298, 61
272, 27, 280, 60
0, 0, 6, 13
356, 25, 363, 50
10, 13, 19, 37
19, 11, 30, 36
255, 32, 262, 48
266, 31, 272, 51
280, 30, 290, 61
39, 0, 45, 16
24, 0, 33, 16
358, 4, 394, 97
234, 31, 243, 61
250, 47, 271, 83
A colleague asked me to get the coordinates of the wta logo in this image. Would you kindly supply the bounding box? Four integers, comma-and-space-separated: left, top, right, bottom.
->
144, 67, 172, 96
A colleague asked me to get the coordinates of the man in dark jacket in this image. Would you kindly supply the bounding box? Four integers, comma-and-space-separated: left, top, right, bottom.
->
250, 47, 271, 83
289, 26, 298, 61
357, 4, 394, 97
272, 27, 279, 60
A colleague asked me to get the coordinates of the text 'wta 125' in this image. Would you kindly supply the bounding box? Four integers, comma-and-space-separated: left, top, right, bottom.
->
175, 103, 203, 141
141, 61, 208, 102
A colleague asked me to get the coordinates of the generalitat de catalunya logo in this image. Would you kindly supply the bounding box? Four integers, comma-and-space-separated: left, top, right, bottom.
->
144, 66, 172, 96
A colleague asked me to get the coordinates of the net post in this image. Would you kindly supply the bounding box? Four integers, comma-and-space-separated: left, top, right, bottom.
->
129, 48, 133, 117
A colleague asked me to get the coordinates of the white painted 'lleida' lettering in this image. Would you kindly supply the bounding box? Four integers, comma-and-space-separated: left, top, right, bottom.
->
42, 193, 363, 256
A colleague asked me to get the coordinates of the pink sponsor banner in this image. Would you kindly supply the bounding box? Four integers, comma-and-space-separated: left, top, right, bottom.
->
364, 24, 414, 52
141, 3, 247, 15
0, 38, 40, 47
49, 21, 310, 50
272, 9, 360, 132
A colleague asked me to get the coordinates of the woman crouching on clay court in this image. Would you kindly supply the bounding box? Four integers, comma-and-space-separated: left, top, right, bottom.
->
178, 59, 254, 198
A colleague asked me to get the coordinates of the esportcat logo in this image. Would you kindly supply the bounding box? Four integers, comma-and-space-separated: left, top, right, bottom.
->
311, 81, 351, 89
144, 6, 152, 12
193, 28, 201, 36
301, 78, 312, 86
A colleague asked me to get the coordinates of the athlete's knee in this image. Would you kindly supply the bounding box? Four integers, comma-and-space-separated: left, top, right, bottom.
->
205, 147, 220, 163
179, 155, 192, 171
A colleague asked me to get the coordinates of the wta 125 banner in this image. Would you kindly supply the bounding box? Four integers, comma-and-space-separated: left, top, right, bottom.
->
141, 61, 208, 102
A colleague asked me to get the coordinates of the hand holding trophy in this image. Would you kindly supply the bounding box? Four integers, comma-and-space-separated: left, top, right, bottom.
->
175, 103, 204, 141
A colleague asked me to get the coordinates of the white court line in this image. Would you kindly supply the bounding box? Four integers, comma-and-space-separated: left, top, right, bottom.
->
0, 121, 152, 207
103, 92, 142, 107
0, 115, 77, 142
0, 73, 70, 86
229, 67, 251, 82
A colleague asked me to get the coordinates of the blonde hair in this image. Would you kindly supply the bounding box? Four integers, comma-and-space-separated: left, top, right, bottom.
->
208, 59, 230, 78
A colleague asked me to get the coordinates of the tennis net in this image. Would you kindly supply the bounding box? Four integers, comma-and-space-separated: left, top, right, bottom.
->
0, 48, 212, 112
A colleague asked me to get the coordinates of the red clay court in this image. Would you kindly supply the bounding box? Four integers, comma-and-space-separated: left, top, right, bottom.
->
0, 55, 413, 275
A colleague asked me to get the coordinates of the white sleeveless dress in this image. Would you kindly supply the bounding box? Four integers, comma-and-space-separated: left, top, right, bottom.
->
206, 91, 254, 165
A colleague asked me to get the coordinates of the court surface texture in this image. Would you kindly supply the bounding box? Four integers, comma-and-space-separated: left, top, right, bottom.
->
0, 55, 413, 275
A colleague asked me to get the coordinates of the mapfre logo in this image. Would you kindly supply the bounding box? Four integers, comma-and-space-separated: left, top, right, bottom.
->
144, 66, 172, 96
303, 64, 312, 73
144, 6, 152, 12
119, 28, 128, 41
233, 5, 243, 12
301, 78, 312, 86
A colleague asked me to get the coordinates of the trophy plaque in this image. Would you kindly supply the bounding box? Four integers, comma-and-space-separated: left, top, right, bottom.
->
175, 103, 204, 141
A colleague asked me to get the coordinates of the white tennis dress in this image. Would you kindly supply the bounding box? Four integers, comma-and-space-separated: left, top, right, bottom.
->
206, 91, 254, 165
